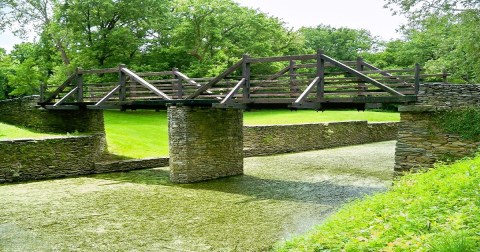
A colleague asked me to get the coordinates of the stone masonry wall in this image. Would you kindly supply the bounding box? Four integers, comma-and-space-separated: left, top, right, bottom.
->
0, 135, 106, 183
168, 106, 243, 183
243, 121, 398, 157
395, 84, 480, 174
0, 96, 104, 134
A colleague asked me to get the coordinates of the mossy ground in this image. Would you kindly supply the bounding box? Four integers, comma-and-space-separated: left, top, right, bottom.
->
0, 141, 395, 251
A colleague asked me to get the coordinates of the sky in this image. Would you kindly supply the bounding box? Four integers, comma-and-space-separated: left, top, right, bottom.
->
233, 0, 406, 39
0, 0, 406, 53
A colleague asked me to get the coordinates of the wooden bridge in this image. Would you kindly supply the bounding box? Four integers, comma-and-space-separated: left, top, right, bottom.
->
39, 51, 448, 111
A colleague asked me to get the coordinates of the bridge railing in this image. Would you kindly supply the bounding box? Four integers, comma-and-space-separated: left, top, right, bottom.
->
39, 52, 449, 110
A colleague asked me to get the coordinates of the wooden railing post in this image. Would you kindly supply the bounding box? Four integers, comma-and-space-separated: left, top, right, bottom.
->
442, 69, 448, 83
76, 67, 83, 102
289, 60, 297, 97
356, 57, 366, 96
119, 64, 127, 101
173, 67, 183, 99
39, 83, 45, 103
414, 63, 421, 95
242, 54, 251, 102
316, 49, 325, 100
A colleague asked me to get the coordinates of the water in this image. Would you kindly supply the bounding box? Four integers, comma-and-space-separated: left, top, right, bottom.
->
0, 141, 395, 251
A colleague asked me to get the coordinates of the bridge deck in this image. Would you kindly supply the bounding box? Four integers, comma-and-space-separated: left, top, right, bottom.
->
39, 51, 447, 111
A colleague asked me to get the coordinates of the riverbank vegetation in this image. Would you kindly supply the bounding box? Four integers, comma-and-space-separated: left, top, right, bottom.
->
277, 155, 480, 251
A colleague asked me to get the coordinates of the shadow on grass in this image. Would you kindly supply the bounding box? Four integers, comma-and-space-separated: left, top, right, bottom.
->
92, 168, 385, 205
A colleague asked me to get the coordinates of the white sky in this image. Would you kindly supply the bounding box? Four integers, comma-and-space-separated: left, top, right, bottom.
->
0, 0, 406, 53
234, 0, 406, 39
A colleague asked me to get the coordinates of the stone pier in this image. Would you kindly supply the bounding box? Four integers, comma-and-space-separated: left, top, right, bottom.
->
395, 84, 480, 174
168, 106, 244, 183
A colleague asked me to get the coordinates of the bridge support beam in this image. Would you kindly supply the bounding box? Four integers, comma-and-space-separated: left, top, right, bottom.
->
394, 84, 480, 175
168, 106, 243, 183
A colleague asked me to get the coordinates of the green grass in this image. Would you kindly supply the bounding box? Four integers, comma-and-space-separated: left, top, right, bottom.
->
104, 110, 169, 158
276, 155, 480, 251
243, 110, 399, 125
104, 109, 399, 158
0, 122, 60, 140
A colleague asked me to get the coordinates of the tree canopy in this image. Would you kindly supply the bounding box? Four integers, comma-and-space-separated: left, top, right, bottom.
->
0, 0, 479, 98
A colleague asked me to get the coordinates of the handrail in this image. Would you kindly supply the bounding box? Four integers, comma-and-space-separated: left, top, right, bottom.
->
121, 68, 172, 100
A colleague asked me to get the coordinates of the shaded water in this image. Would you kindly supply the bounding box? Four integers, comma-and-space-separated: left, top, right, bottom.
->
0, 141, 395, 251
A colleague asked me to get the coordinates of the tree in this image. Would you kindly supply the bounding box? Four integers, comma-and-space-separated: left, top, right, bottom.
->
55, 0, 172, 68
299, 25, 377, 60
0, 0, 71, 65
384, 0, 480, 21
143, 0, 302, 76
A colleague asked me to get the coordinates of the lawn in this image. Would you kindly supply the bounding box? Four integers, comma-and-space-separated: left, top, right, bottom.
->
276, 155, 480, 251
0, 122, 60, 140
104, 109, 399, 158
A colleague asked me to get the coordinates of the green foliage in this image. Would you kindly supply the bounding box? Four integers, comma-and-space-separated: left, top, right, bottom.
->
428, 231, 478, 252
277, 154, 480, 251
299, 25, 377, 60
435, 107, 480, 141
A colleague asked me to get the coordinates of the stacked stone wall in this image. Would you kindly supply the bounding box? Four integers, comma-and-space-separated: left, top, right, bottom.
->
395, 83, 480, 173
94, 158, 169, 173
168, 106, 243, 183
243, 121, 398, 157
0, 135, 106, 182
0, 96, 104, 134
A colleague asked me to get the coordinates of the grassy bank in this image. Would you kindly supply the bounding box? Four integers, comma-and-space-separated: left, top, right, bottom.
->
277, 156, 480, 251
104, 109, 399, 158
0, 123, 60, 140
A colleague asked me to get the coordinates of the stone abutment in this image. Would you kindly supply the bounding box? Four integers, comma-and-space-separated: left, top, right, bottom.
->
395, 84, 480, 174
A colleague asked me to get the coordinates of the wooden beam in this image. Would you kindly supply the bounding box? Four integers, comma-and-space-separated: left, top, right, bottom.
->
294, 77, 320, 104
93, 85, 121, 106
79, 68, 118, 74
121, 68, 172, 100
320, 54, 405, 96
76, 68, 84, 102
186, 59, 243, 99
414, 63, 421, 95
316, 50, 325, 99
245, 54, 316, 63
41, 73, 76, 104
242, 54, 251, 102
268, 65, 290, 80
53, 86, 79, 107
360, 60, 394, 77
220, 78, 245, 104
173, 70, 213, 95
